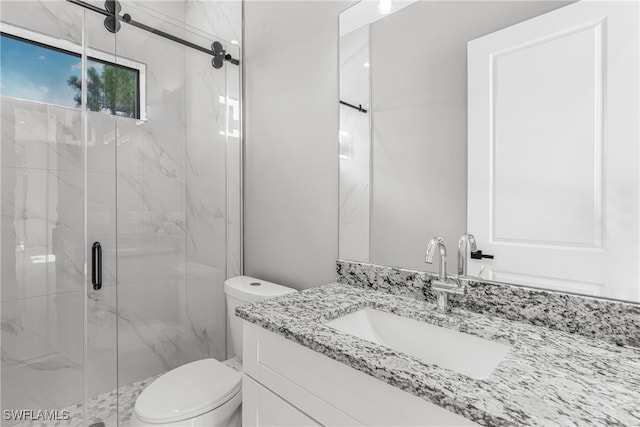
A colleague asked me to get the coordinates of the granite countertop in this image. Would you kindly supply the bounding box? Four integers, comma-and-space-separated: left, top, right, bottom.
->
236, 283, 640, 427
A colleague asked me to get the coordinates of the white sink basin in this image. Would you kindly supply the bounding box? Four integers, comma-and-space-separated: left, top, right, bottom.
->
325, 308, 511, 380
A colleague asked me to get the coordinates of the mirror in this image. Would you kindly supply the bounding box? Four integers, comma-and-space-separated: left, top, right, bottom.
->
338, 0, 640, 302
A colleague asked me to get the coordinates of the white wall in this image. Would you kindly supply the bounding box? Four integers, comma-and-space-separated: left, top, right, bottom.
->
243, 1, 349, 290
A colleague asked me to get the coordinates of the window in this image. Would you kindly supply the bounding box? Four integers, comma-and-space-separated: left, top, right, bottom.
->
1, 25, 145, 119
77, 57, 140, 119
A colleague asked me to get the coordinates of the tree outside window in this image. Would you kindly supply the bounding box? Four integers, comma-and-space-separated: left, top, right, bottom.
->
67, 60, 138, 118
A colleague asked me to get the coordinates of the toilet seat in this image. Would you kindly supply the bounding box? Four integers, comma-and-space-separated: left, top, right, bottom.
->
134, 358, 242, 424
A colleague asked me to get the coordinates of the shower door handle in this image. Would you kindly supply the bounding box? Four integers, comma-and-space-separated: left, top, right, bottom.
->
92, 242, 102, 290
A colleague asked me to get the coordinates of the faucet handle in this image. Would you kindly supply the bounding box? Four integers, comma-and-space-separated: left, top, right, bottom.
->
459, 233, 477, 252
425, 238, 436, 264
457, 233, 478, 276
425, 236, 446, 264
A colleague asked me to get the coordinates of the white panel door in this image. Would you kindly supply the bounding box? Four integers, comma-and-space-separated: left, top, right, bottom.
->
467, 0, 639, 300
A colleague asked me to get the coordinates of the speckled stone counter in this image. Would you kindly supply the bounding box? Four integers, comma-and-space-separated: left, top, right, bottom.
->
237, 283, 640, 427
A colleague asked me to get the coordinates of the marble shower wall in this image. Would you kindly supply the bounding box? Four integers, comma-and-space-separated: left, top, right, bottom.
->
185, 0, 242, 45
1, 0, 242, 422
183, 0, 242, 360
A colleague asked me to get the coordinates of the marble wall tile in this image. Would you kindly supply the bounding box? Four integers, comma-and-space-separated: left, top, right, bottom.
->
184, 262, 227, 361
1, 100, 83, 172
116, 174, 145, 243
185, 61, 227, 178
141, 176, 185, 238
116, 277, 214, 383
337, 259, 640, 348
1, 291, 84, 413
87, 286, 117, 399
181, 10, 242, 363
48, 106, 83, 172
183, 36, 234, 363
50, 171, 85, 295
86, 113, 117, 175
139, 107, 186, 180
1, 168, 85, 301
87, 276, 203, 413
184, 36, 230, 263
116, 239, 184, 286
1, 168, 51, 302
185, 0, 242, 44
1, 100, 49, 170
128, 0, 186, 23
185, 173, 226, 265
0, 1, 83, 46
114, 119, 146, 176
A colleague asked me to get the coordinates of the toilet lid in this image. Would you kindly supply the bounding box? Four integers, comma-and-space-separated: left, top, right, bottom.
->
134, 358, 242, 423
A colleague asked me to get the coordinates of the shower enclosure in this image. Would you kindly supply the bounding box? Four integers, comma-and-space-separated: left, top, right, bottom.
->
0, 1, 241, 425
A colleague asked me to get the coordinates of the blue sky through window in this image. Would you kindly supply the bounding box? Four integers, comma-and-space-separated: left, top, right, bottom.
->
0, 33, 82, 107
1, 33, 139, 118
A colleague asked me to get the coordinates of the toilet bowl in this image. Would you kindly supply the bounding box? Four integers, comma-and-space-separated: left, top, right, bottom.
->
130, 276, 296, 427
130, 358, 242, 427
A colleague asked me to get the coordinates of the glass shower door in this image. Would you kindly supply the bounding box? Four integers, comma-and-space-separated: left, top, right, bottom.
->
109, 5, 242, 424
83, 7, 119, 427
1, 2, 121, 425
0, 2, 105, 426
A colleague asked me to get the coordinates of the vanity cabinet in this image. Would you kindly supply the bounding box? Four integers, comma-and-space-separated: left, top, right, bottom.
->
243, 376, 321, 426
242, 322, 478, 427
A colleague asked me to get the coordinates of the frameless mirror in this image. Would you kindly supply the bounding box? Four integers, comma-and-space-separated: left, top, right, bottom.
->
338, 0, 640, 303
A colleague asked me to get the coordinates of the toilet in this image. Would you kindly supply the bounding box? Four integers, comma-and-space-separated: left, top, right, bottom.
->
130, 276, 297, 427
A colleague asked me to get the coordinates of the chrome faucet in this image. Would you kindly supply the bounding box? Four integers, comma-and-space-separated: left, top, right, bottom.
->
457, 233, 477, 277
425, 236, 465, 312
425, 236, 447, 281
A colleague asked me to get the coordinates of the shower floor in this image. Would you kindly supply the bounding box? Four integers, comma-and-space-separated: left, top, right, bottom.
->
14, 375, 159, 427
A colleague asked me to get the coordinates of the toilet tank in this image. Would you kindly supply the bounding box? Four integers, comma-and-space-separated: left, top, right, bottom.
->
224, 276, 297, 360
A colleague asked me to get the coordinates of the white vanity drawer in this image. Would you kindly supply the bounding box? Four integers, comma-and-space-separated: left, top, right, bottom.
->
243, 375, 321, 427
242, 321, 478, 427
